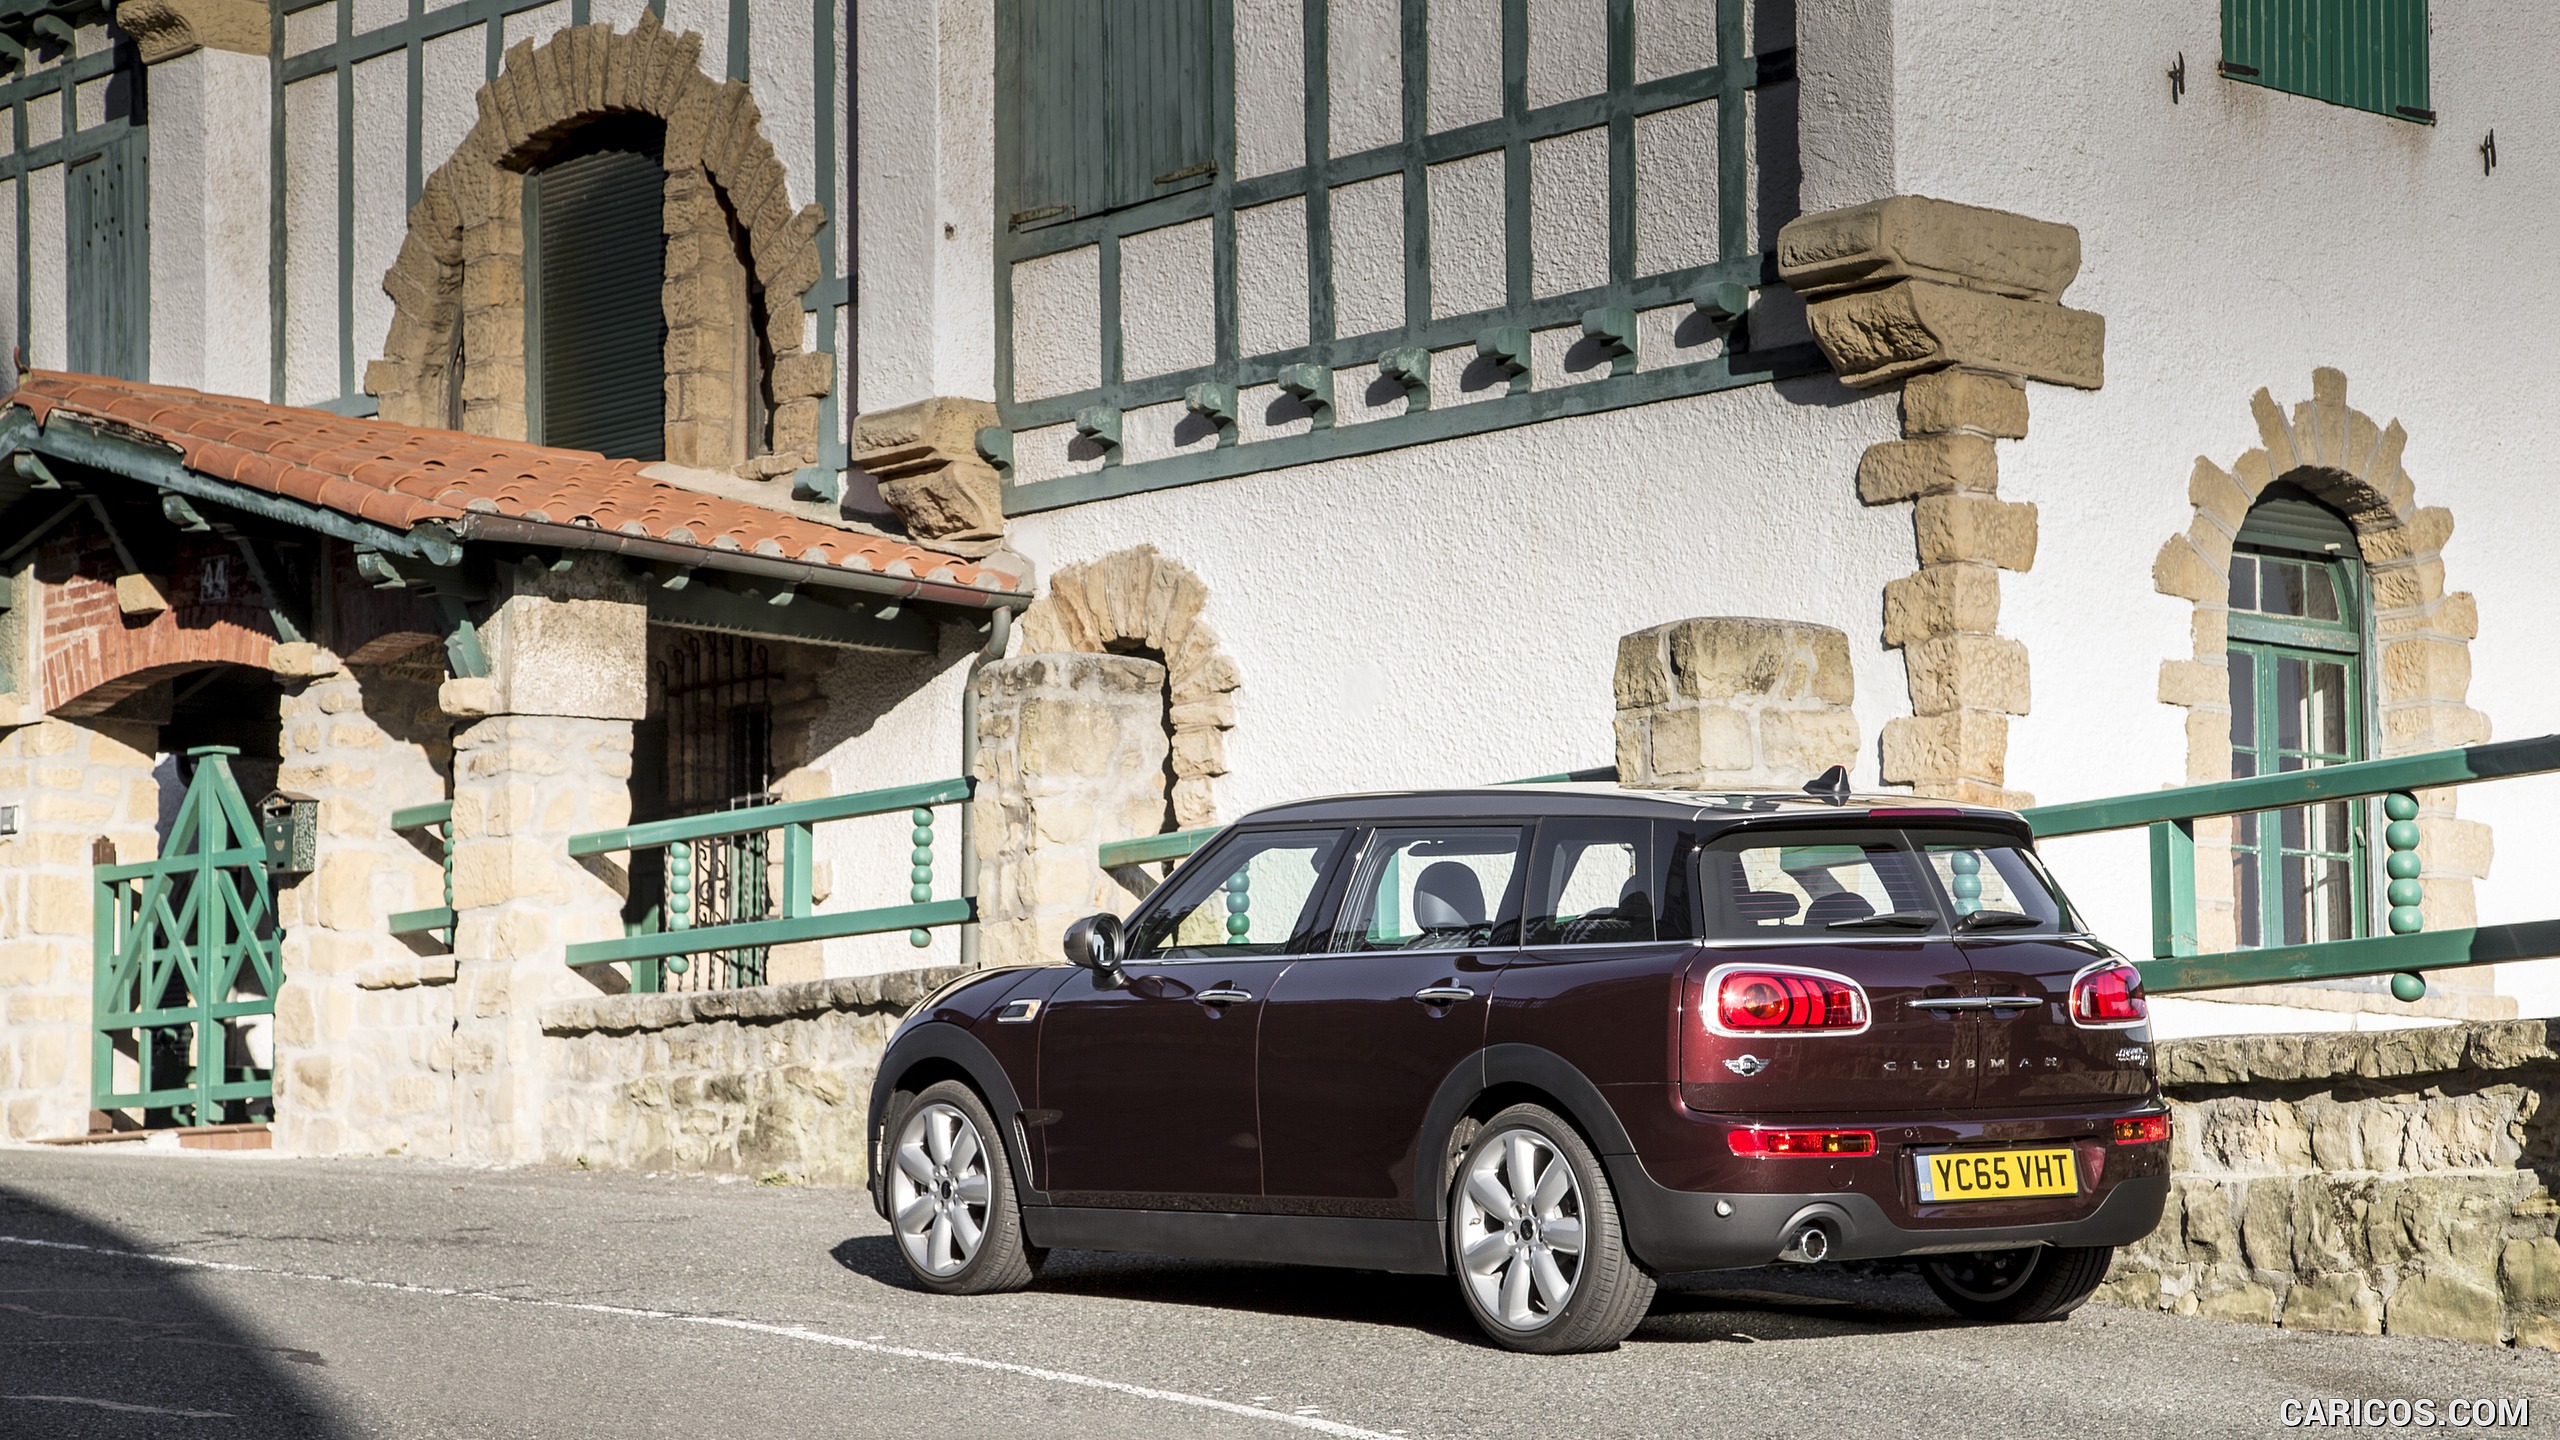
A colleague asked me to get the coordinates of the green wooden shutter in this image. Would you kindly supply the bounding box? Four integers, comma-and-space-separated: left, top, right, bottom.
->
1008, 0, 1214, 227
2222, 0, 2432, 122
66, 143, 145, 379
528, 122, 667, 460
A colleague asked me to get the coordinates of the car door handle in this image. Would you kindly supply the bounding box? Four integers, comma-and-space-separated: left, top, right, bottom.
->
1413, 986, 1476, 1004
1194, 987, 1254, 1005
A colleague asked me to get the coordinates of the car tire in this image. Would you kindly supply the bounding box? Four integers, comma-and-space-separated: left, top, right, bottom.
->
1446, 1104, 1656, 1354
885, 1080, 1041, 1296
1919, 1244, 2112, 1323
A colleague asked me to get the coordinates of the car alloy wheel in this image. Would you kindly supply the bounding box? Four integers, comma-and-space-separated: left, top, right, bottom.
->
1452, 1127, 1587, 1331
890, 1100, 994, 1278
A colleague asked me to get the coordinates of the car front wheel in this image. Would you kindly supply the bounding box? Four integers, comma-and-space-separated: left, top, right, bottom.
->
886, 1080, 1041, 1295
1919, 1244, 2112, 1322
1447, 1104, 1656, 1353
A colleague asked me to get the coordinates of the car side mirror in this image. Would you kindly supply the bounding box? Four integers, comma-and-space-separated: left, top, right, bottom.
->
1064, 913, 1124, 979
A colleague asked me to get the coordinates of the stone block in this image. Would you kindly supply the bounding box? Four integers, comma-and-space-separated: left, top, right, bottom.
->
1902, 632, 2030, 716
2152, 533, 2223, 603
1914, 494, 2038, 571
1857, 433, 1999, 504
1756, 708, 1860, 777
2158, 657, 2228, 709
1776, 195, 2083, 301
1899, 371, 2028, 439
116, 0, 270, 62
2385, 1273, 2503, 1345
854, 396, 1007, 542
2282, 1272, 2382, 1335
1879, 710, 2008, 788
1646, 705, 1755, 778
1801, 280, 2104, 390
113, 573, 171, 618
1881, 563, 2002, 647
2382, 637, 2471, 702
1653, 616, 1856, 705
2188, 458, 2254, 531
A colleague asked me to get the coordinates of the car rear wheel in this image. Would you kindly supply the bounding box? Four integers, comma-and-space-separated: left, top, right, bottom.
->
887, 1080, 1041, 1295
1919, 1244, 2112, 1322
1447, 1104, 1656, 1353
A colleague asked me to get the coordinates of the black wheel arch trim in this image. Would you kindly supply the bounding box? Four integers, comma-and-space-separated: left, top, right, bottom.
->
867, 1022, 1046, 1220
1411, 1043, 1639, 1224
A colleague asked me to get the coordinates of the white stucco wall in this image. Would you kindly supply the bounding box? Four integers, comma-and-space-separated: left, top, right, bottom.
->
146, 50, 272, 395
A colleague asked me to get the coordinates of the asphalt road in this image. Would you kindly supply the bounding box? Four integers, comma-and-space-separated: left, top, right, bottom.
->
3, 1147, 2557, 1439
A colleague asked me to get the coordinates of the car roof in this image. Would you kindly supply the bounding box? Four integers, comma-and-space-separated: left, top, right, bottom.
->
1234, 784, 2032, 833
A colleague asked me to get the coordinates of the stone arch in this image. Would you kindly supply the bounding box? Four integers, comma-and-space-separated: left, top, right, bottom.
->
2152, 367, 2494, 974
364, 11, 833, 478
1016, 546, 1240, 829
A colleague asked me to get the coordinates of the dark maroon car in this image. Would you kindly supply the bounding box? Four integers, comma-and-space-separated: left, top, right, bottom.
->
867, 784, 2169, 1352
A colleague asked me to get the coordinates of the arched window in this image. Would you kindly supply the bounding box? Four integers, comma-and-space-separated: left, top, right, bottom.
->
2225, 482, 2367, 947
524, 117, 668, 459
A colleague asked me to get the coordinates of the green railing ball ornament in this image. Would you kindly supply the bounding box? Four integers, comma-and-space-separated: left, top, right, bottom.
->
2383, 790, 2424, 934
1226, 870, 1252, 939
909, 807, 936, 947
1948, 849, 1982, 915
2390, 971, 2427, 1002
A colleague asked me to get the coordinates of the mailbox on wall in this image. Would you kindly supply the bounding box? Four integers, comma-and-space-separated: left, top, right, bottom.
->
258, 791, 319, 875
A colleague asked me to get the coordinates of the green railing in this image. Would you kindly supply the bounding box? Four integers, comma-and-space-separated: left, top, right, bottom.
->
387, 801, 454, 945
562, 777, 976, 990
2021, 734, 2560, 999
1087, 738, 2560, 1002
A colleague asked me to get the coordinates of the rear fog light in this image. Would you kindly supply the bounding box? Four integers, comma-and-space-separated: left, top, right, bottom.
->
2113, 1115, 2170, 1145
1728, 1128, 1876, 1157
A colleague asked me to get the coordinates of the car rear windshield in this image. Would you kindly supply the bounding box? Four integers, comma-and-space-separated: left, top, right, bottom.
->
1699, 829, 2076, 937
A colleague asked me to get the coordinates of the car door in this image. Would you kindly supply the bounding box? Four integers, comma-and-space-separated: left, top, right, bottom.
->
1909, 829, 2156, 1105
1679, 827, 1977, 1113
1037, 826, 1352, 1203
1256, 824, 1526, 1212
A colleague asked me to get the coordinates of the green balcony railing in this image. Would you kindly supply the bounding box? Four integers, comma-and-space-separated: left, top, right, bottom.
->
562, 777, 977, 991
387, 801, 454, 946
1088, 738, 2560, 1002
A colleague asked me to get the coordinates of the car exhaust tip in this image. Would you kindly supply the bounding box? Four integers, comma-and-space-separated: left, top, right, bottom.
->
1779, 1223, 1831, 1264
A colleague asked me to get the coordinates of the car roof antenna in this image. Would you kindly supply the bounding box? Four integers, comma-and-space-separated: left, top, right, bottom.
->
1803, 765, 1853, 805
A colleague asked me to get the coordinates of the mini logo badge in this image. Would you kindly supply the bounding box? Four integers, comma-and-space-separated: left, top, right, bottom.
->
1724, 1054, 1769, 1076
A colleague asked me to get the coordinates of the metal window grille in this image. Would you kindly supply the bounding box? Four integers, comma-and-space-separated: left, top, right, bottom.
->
639, 633, 777, 991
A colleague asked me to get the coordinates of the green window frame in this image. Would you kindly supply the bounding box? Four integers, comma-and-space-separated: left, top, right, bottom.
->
522, 117, 668, 461
2221, 0, 2432, 123
2225, 495, 2372, 951
1006, 0, 1216, 229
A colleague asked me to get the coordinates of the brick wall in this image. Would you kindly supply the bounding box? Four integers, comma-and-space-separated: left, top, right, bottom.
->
35, 520, 279, 716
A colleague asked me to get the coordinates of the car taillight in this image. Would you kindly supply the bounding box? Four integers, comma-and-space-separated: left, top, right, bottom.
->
1728, 1128, 1876, 1157
2113, 1114, 2170, 1145
1716, 970, 1868, 1032
2072, 961, 2147, 1026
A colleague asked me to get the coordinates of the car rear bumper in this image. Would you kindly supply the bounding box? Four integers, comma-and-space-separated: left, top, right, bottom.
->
1609, 1160, 2169, 1273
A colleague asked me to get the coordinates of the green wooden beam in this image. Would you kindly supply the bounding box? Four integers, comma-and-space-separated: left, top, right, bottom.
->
387, 906, 455, 936
2024, 734, 2560, 838
389, 801, 453, 830
2138, 919, 2560, 995
644, 574, 937, 654
567, 777, 974, 856
564, 898, 976, 967
1098, 826, 1220, 868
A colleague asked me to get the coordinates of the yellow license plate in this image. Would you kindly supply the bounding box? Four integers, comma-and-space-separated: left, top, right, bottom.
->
1915, 1147, 2078, 1203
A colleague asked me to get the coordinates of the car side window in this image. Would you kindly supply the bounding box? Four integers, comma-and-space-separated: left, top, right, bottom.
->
1123, 828, 1350, 962
1336, 826, 1526, 952
1701, 835, 1939, 936
1524, 819, 1656, 946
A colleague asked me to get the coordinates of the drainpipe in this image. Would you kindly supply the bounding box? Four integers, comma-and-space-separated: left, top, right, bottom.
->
957, 606, 1011, 969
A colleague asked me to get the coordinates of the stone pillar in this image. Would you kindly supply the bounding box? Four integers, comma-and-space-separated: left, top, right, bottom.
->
266, 645, 457, 1157
120, 0, 271, 393
852, 396, 1006, 544
1777, 194, 2106, 806
0, 717, 160, 1139
1613, 618, 1860, 790
970, 653, 1171, 971
441, 555, 645, 1164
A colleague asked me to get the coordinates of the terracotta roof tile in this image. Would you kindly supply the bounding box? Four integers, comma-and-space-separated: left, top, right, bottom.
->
5, 371, 1019, 593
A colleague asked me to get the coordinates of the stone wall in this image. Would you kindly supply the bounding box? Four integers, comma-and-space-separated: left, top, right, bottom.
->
1612, 617, 1859, 790
970, 652, 1174, 971
540, 968, 957, 1184
0, 717, 160, 1139
2104, 1019, 2560, 1348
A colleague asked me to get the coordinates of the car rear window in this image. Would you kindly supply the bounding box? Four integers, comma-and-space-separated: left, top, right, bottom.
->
1701, 837, 1940, 936
1914, 835, 2077, 935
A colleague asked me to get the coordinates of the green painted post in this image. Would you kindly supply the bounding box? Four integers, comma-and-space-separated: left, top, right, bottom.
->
2148, 819, 2199, 959
910, 808, 936, 947
91, 868, 114, 1118
783, 822, 814, 919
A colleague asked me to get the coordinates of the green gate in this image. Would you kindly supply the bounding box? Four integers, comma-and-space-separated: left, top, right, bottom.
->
92, 746, 283, 1126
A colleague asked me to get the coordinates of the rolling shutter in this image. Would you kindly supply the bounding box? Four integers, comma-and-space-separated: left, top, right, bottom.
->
2222, 0, 2431, 122
66, 143, 145, 380
2235, 481, 2358, 556
1008, 0, 1214, 228
529, 121, 668, 460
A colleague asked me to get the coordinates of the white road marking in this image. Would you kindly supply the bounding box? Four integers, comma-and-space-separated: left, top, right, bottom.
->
6, 1394, 237, 1419
0, 1235, 1395, 1439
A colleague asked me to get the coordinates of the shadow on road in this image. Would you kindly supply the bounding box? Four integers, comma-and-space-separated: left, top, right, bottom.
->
830, 1233, 1968, 1348
0, 1184, 345, 1438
